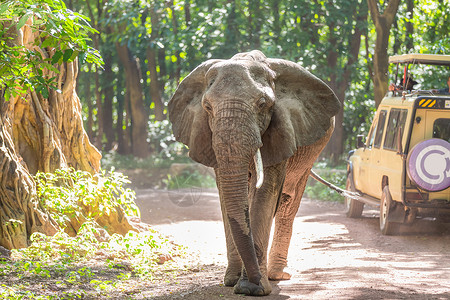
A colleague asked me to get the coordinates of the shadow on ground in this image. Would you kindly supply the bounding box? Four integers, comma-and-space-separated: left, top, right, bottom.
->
135, 188, 450, 299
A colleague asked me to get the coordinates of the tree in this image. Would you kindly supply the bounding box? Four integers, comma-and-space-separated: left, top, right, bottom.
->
146, 2, 165, 121
47, 0, 449, 166
368, 0, 401, 107
271, 0, 368, 164
0, 0, 135, 249
116, 42, 150, 158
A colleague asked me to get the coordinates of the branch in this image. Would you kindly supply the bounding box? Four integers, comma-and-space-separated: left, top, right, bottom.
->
367, 0, 379, 23
383, 0, 401, 25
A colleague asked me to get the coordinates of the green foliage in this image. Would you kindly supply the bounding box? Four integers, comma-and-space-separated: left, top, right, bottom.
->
1, 168, 188, 298
35, 168, 138, 228
0, 0, 102, 101
12, 227, 183, 276
305, 162, 347, 202
165, 169, 216, 190
344, 81, 377, 151
148, 119, 188, 160
0, 226, 187, 299
408, 0, 449, 54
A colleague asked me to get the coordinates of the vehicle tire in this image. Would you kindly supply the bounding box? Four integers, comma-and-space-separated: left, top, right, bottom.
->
345, 173, 364, 218
380, 185, 398, 235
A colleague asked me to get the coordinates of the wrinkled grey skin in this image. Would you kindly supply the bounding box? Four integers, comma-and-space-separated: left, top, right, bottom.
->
169, 50, 340, 296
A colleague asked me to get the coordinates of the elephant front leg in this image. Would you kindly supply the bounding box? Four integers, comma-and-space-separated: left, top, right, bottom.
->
222, 211, 243, 286
233, 162, 286, 295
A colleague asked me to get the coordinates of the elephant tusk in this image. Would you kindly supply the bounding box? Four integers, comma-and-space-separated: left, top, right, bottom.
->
254, 148, 264, 189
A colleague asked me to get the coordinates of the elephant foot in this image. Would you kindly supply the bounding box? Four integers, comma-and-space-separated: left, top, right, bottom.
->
224, 265, 241, 287
268, 267, 291, 281
267, 264, 292, 281
234, 276, 271, 296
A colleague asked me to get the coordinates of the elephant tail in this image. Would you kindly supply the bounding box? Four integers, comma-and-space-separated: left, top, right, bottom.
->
309, 170, 361, 200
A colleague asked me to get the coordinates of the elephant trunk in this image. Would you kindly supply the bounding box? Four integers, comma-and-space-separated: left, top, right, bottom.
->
215, 168, 261, 285
212, 108, 263, 285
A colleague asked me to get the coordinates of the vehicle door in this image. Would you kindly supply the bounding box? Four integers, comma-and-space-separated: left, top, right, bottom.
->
354, 109, 387, 196
370, 108, 408, 200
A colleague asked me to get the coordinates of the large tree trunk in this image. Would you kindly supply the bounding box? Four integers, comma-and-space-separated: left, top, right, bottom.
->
0, 117, 58, 249
116, 43, 149, 158
84, 70, 95, 140
0, 19, 99, 248
0, 19, 136, 249
368, 0, 401, 107
3, 24, 101, 174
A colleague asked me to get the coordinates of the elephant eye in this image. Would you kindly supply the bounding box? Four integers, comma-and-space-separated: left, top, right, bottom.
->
203, 100, 213, 114
256, 97, 266, 109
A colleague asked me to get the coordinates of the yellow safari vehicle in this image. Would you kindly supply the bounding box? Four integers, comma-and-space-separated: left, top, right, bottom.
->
346, 54, 450, 235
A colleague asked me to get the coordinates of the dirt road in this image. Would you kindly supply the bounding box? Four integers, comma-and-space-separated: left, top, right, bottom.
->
135, 188, 450, 299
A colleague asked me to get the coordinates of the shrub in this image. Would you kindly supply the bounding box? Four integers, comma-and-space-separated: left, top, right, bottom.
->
34, 168, 139, 229
305, 163, 347, 202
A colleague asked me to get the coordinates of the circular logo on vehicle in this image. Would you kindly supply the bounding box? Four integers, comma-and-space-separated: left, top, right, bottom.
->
407, 138, 450, 192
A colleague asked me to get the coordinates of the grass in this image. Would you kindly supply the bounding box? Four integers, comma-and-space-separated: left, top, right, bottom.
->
0, 227, 190, 299
0, 167, 194, 299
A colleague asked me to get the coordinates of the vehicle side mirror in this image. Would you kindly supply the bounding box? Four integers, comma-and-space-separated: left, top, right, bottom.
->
357, 135, 365, 148
396, 126, 403, 155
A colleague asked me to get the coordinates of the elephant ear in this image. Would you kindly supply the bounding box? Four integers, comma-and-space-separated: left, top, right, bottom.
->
168, 59, 223, 168
261, 59, 341, 166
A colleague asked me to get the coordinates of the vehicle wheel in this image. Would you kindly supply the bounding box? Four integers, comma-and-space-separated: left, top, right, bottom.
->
380, 185, 398, 235
345, 174, 364, 218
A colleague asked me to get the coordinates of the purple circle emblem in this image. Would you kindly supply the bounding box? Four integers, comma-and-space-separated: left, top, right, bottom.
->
407, 138, 450, 192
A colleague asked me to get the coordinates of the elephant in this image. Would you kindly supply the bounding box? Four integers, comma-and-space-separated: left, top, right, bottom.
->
168, 50, 340, 296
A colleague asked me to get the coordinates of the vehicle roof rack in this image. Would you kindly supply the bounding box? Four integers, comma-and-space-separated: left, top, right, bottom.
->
389, 54, 450, 66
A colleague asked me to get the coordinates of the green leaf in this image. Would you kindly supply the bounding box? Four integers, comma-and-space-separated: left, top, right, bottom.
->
79, 52, 87, 64
51, 51, 63, 64
63, 49, 73, 62
17, 12, 31, 30
0, 1, 12, 15
4, 88, 10, 102
40, 86, 49, 98
41, 37, 55, 49
69, 50, 79, 62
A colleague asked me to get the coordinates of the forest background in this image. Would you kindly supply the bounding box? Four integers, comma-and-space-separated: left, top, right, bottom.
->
3, 0, 448, 166
0, 0, 448, 237
69, 0, 449, 165
0, 0, 448, 297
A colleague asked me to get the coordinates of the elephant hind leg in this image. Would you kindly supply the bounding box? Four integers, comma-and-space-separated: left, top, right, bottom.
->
267, 192, 296, 281
268, 168, 310, 281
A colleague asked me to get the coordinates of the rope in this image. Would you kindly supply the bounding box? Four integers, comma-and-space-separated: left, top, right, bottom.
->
309, 170, 362, 201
